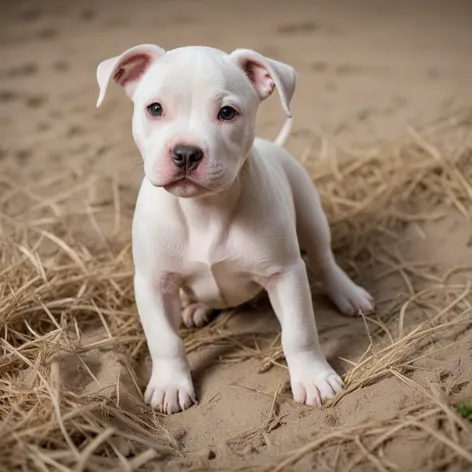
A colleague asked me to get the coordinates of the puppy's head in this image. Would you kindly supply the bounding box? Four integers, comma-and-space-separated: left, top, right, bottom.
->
96, 45, 297, 198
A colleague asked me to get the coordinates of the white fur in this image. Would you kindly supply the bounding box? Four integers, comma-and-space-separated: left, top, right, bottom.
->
96, 45, 373, 414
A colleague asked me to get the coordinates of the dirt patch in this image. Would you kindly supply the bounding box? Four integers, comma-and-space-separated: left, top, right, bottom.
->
1, 1, 472, 471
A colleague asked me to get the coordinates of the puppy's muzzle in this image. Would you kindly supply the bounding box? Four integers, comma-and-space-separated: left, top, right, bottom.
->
171, 144, 204, 171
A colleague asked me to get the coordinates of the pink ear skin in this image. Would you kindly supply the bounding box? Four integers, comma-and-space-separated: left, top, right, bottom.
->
231, 49, 297, 118
113, 54, 152, 88
242, 60, 276, 100
96, 44, 165, 107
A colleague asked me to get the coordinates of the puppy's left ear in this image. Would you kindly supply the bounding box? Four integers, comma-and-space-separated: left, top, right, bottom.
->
231, 49, 297, 117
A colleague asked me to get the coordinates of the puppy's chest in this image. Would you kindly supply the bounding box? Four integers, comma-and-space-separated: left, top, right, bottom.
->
181, 226, 267, 308
185, 224, 246, 268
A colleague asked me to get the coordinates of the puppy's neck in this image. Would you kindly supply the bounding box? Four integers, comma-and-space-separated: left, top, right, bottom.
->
178, 155, 252, 220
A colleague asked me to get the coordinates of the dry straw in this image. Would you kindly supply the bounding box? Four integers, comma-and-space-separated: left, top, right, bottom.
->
1, 110, 472, 471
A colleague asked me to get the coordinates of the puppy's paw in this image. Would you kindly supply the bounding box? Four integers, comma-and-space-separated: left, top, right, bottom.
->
144, 365, 196, 414
290, 359, 343, 406
182, 302, 213, 328
323, 266, 374, 316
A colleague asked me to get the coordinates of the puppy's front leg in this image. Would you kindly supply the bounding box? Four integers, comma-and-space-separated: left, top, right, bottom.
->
265, 259, 343, 406
134, 272, 195, 414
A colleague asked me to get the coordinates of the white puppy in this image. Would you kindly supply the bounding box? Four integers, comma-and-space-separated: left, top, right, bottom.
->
96, 44, 373, 414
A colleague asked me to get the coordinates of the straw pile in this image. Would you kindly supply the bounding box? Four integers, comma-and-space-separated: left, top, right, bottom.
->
1, 110, 472, 471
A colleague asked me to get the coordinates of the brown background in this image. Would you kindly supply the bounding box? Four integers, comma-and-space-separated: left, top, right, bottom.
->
1, 1, 472, 471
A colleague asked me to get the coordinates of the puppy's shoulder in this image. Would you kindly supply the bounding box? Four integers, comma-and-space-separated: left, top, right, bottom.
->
253, 137, 293, 165
253, 137, 305, 181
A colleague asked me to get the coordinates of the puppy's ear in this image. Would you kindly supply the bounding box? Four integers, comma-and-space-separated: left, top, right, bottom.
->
96, 44, 165, 107
231, 49, 297, 117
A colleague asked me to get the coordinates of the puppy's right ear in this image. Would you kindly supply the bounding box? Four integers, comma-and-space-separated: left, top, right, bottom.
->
96, 44, 165, 107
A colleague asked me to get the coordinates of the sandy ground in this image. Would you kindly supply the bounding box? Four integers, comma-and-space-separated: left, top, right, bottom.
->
1, 0, 472, 471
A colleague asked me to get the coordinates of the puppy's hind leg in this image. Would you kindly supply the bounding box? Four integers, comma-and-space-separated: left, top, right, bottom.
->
180, 289, 214, 328
288, 162, 374, 316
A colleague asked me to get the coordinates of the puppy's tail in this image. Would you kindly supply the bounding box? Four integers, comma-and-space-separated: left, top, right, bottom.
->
274, 116, 292, 147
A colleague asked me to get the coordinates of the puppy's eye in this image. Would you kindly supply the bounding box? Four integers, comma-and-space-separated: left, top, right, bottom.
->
218, 106, 238, 121
147, 102, 163, 117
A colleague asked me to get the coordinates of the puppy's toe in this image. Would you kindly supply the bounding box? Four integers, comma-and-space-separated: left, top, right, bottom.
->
290, 361, 343, 407
145, 376, 196, 415
324, 266, 374, 316
145, 386, 165, 409
337, 286, 374, 316
182, 302, 213, 328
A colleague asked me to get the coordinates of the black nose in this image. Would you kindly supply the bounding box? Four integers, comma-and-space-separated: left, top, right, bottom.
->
171, 145, 204, 170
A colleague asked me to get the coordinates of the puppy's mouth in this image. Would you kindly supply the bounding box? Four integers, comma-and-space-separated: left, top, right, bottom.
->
164, 177, 202, 190
148, 169, 225, 196
161, 176, 212, 197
